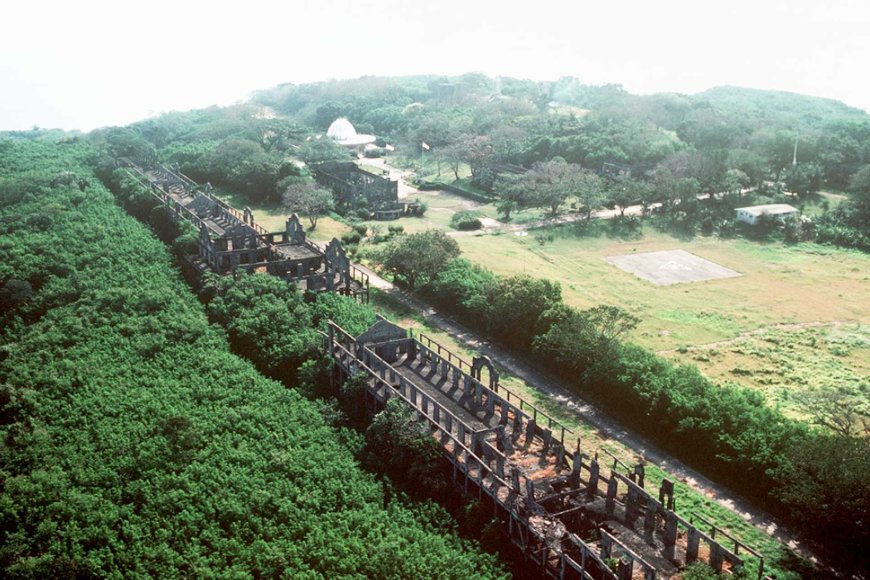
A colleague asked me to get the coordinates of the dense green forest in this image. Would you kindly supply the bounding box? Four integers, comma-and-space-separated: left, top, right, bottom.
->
101, 74, 870, 250
0, 138, 506, 578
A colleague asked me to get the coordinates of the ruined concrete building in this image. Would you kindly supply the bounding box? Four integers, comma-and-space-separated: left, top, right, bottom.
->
312, 161, 418, 220
326, 317, 764, 580
125, 162, 369, 301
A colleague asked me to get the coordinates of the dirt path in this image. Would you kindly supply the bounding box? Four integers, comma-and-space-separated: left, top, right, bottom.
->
354, 262, 823, 570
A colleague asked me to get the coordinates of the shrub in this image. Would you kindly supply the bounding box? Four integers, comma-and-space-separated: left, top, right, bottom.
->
450, 210, 482, 231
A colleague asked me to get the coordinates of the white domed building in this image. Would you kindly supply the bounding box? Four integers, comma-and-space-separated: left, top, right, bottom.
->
326, 118, 376, 152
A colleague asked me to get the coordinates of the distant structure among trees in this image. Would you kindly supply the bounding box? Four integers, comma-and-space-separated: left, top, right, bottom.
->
326, 117, 376, 152
735, 204, 799, 225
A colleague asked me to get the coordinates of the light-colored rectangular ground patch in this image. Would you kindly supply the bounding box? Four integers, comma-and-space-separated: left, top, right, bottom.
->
605, 249, 741, 285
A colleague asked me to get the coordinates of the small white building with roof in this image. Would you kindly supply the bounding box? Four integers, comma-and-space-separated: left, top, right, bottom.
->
735, 204, 799, 225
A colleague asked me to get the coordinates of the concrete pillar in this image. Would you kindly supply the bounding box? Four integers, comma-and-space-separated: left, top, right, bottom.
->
644, 503, 658, 539
541, 429, 553, 455
605, 477, 618, 516
500, 427, 514, 455
588, 460, 600, 497
512, 413, 523, 441
525, 419, 536, 448
600, 533, 612, 559
686, 527, 700, 563
663, 512, 678, 561
555, 444, 565, 474
486, 393, 495, 415
512, 469, 521, 493
570, 451, 582, 488
525, 479, 536, 501
625, 486, 639, 526
617, 559, 633, 580
496, 454, 505, 478
709, 542, 723, 572
499, 402, 510, 425
433, 405, 441, 425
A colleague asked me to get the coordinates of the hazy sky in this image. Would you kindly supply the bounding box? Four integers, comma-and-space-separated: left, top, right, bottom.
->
2, 0, 868, 132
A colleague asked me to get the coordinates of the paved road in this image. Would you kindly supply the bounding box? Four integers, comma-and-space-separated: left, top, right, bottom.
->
354, 261, 822, 570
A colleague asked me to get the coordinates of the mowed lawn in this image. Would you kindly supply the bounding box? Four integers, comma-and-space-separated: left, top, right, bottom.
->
456, 227, 869, 412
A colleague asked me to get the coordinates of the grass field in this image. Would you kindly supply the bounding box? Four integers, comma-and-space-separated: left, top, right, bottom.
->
369, 288, 810, 580
214, 189, 352, 243
455, 226, 870, 418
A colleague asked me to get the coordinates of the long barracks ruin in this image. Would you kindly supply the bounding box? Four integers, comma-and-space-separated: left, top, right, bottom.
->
326, 318, 766, 580
123, 161, 370, 301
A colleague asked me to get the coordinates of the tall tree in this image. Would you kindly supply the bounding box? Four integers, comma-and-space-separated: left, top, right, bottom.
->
280, 177, 335, 228
378, 230, 460, 290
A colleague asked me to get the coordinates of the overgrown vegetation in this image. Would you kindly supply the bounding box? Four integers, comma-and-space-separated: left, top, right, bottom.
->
0, 137, 506, 578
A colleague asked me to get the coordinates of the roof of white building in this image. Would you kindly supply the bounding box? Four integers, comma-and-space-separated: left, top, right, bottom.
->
735, 204, 799, 217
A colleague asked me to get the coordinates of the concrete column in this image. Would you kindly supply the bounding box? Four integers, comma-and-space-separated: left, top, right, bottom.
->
541, 429, 553, 455
512, 413, 523, 441
525, 479, 536, 501
625, 486, 639, 526
605, 476, 618, 516
686, 527, 700, 563
499, 402, 510, 425
486, 393, 495, 415
525, 419, 536, 447
500, 427, 514, 455
433, 405, 441, 425
600, 533, 612, 559
644, 503, 658, 539
663, 512, 678, 561
512, 469, 521, 493
555, 444, 565, 473
709, 542, 723, 572
617, 559, 632, 580
571, 451, 582, 488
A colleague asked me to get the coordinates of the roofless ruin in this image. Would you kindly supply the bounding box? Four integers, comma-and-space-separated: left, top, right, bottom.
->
123, 161, 369, 301
326, 318, 763, 580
